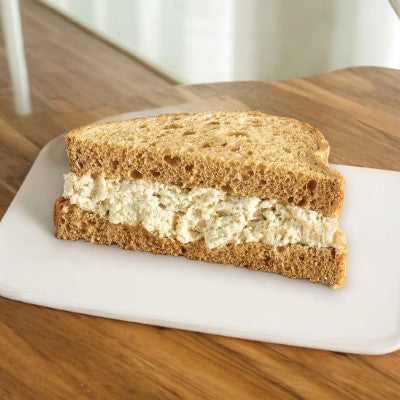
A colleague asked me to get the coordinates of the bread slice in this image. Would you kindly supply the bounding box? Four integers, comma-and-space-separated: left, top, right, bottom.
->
54, 198, 346, 288
56, 111, 346, 288
65, 111, 343, 217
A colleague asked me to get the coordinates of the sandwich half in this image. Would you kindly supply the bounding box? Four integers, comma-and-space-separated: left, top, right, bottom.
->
54, 111, 346, 288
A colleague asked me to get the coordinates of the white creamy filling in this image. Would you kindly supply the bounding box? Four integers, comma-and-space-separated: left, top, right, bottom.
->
63, 173, 345, 250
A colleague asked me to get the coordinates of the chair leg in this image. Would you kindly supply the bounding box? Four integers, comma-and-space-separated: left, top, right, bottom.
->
1, 0, 31, 114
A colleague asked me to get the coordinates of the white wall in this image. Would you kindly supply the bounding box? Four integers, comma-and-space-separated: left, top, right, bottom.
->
41, 0, 400, 83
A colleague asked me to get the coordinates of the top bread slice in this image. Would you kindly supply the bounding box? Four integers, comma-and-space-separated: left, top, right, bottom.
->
65, 111, 344, 217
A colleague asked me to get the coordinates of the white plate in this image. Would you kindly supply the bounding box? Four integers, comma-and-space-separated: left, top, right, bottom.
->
1, 109, 400, 355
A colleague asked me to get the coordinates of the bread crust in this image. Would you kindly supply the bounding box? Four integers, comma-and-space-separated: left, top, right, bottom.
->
54, 198, 346, 288
65, 111, 344, 217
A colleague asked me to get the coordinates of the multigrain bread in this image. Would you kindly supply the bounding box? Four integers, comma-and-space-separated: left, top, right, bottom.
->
55, 111, 346, 288
65, 111, 343, 217
54, 198, 346, 288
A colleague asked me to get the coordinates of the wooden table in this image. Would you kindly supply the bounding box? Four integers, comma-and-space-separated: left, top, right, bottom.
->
1, 67, 400, 399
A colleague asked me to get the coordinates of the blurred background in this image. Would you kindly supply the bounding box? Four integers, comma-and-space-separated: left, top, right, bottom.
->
40, 0, 400, 83
1, 0, 400, 116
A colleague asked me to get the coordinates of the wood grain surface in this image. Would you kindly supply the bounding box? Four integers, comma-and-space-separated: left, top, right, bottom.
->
1, 1, 400, 399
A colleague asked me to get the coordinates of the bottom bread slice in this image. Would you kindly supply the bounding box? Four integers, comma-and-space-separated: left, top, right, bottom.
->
54, 197, 346, 288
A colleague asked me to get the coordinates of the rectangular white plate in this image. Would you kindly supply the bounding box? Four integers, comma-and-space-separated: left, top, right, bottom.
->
1, 110, 400, 355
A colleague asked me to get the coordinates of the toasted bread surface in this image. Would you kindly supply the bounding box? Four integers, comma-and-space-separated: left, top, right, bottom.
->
65, 111, 344, 217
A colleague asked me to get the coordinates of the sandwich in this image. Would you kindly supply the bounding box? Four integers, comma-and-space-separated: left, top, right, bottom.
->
54, 111, 346, 288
